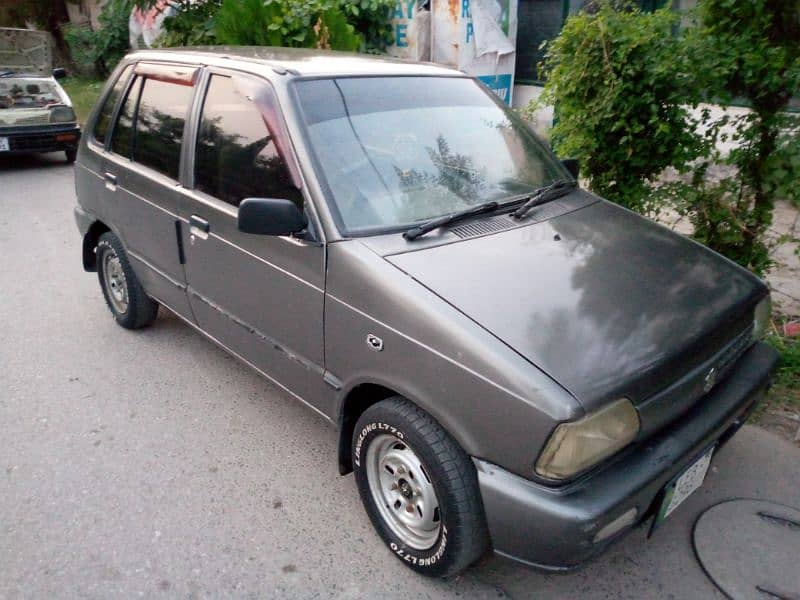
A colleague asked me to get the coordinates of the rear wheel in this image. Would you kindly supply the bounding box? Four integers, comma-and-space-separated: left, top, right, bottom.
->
352, 397, 489, 577
96, 231, 158, 329
65, 148, 77, 163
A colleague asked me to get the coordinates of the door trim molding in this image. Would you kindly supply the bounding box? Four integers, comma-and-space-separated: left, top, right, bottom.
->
187, 286, 327, 379
128, 249, 186, 290
156, 296, 335, 426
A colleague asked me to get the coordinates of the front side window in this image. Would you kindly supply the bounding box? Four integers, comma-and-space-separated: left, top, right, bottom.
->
94, 64, 132, 145
134, 76, 193, 180
194, 74, 302, 209
294, 76, 565, 235
110, 75, 141, 159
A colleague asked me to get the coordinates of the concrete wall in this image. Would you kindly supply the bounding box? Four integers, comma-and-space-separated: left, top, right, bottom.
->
66, 0, 106, 30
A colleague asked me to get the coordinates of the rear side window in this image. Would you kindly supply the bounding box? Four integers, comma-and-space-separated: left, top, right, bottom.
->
194, 74, 302, 209
110, 75, 141, 159
93, 64, 132, 145
134, 77, 193, 180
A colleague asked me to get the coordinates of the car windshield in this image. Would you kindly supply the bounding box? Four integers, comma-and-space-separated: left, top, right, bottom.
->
293, 76, 567, 235
0, 78, 63, 110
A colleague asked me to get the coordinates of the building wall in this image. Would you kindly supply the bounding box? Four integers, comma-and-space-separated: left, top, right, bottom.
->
66, 0, 106, 29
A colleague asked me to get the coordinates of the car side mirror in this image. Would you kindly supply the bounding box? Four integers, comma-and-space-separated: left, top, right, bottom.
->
238, 198, 307, 236
561, 158, 580, 179
52, 67, 67, 80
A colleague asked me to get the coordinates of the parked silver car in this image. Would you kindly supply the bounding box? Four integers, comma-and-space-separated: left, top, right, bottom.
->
73, 48, 778, 577
0, 67, 80, 162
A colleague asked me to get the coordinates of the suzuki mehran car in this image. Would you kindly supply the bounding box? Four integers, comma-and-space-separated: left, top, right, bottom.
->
73, 48, 778, 577
0, 67, 80, 162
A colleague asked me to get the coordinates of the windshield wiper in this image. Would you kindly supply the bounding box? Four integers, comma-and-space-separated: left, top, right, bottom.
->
511, 179, 578, 219
403, 201, 499, 241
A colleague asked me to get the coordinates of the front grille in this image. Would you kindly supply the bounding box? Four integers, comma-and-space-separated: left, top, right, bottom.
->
5, 130, 78, 152
637, 325, 755, 437
713, 326, 754, 383
11, 114, 50, 126
9, 132, 58, 151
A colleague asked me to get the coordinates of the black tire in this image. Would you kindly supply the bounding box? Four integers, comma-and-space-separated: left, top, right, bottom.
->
352, 397, 489, 577
96, 231, 158, 329
65, 148, 77, 163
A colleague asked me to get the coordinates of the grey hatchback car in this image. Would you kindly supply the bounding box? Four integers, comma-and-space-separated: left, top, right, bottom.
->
74, 48, 778, 577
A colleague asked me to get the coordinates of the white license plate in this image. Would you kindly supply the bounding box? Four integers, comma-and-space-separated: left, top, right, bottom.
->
655, 447, 714, 524
0, 137, 9, 152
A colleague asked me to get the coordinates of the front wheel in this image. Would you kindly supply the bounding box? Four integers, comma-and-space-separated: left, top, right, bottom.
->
352, 397, 489, 577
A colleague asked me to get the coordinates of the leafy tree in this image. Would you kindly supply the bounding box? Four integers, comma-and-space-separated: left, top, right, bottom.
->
531, 0, 799, 275
155, 0, 220, 47
214, 0, 361, 50
134, 0, 394, 52
532, 1, 704, 213
676, 0, 800, 273
64, 0, 134, 77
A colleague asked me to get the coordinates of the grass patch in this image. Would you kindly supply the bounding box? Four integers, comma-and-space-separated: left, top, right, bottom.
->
766, 326, 800, 391
61, 76, 104, 126
752, 323, 800, 443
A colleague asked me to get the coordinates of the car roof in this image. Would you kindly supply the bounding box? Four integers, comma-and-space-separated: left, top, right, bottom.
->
125, 46, 464, 78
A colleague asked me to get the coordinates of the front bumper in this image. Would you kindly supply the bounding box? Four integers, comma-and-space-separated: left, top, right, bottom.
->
475, 341, 779, 571
0, 123, 81, 155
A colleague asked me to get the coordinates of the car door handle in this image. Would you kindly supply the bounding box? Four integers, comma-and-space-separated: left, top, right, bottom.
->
189, 215, 210, 242
190, 215, 210, 233
104, 172, 117, 191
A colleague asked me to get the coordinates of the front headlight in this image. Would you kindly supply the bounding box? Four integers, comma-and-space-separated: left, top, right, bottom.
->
752, 294, 771, 340
535, 398, 640, 480
49, 105, 76, 123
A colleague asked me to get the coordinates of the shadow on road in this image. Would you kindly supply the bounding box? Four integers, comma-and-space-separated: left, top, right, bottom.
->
0, 152, 72, 171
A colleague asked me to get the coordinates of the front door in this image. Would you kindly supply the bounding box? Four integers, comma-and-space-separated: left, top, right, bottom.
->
179, 70, 330, 415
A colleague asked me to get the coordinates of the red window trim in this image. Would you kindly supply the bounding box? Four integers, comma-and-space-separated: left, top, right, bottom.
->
134, 62, 199, 87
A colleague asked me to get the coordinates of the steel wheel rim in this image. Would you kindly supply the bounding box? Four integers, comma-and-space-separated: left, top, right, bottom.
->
365, 433, 441, 550
102, 250, 128, 314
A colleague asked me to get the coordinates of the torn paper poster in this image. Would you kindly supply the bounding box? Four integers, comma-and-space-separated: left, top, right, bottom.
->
386, 0, 518, 105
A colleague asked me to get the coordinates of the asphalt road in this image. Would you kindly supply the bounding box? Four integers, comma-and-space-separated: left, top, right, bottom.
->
2, 153, 799, 599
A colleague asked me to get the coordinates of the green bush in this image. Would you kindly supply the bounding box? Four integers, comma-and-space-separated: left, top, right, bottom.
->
655, 170, 774, 275
148, 0, 394, 52
65, 0, 134, 78
155, 0, 220, 47
675, 0, 800, 274
532, 1, 703, 213
215, 0, 360, 50
531, 0, 800, 276
766, 330, 800, 388
337, 0, 395, 53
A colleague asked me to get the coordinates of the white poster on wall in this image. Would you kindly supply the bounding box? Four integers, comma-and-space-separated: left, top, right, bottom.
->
387, 0, 518, 105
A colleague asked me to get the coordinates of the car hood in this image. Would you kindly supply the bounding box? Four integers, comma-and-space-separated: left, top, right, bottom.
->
381, 197, 764, 411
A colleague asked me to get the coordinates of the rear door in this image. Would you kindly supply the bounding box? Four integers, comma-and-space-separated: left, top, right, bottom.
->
75, 62, 132, 229
102, 62, 197, 319
178, 69, 330, 415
